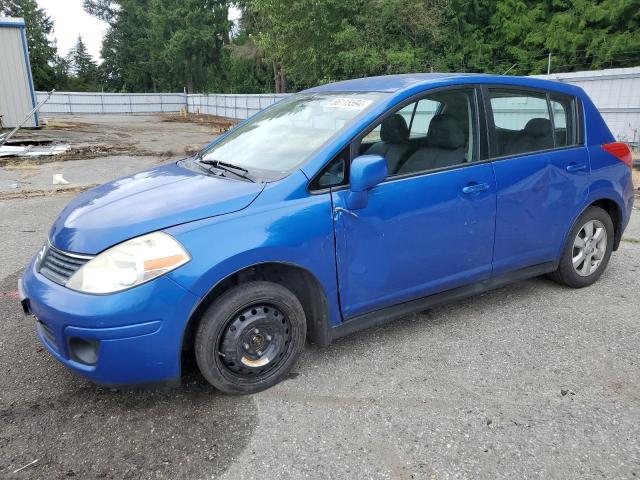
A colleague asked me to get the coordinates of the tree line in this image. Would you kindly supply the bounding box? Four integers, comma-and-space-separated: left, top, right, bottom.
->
1, 0, 639, 93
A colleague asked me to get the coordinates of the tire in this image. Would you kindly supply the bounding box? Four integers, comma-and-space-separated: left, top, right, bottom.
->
195, 281, 306, 395
549, 206, 614, 288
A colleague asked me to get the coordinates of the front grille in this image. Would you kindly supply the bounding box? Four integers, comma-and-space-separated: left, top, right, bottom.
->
37, 320, 58, 352
39, 244, 92, 285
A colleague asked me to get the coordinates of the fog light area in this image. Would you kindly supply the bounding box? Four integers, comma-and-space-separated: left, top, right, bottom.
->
68, 337, 99, 365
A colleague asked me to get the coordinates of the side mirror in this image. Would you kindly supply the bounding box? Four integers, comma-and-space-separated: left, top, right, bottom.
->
347, 154, 388, 209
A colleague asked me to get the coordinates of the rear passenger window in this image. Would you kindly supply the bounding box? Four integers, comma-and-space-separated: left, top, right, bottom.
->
489, 90, 553, 157
550, 95, 576, 147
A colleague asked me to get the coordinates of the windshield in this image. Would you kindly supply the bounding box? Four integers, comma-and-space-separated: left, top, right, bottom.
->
199, 92, 386, 180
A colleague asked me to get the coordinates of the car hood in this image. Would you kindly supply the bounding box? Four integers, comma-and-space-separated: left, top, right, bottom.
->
49, 162, 265, 254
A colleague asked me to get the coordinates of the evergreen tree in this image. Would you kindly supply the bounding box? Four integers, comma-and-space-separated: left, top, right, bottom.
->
84, 0, 230, 92
149, 0, 230, 92
66, 35, 99, 89
82, 0, 640, 93
445, 0, 640, 75
243, 0, 447, 91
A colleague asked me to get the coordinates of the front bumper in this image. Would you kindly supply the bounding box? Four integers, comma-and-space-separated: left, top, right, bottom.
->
20, 256, 200, 386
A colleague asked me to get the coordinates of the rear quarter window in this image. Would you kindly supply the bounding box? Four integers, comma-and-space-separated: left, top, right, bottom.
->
550, 95, 577, 147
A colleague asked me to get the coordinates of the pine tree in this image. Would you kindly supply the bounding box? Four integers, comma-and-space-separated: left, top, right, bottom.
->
66, 36, 100, 90
85, 0, 231, 92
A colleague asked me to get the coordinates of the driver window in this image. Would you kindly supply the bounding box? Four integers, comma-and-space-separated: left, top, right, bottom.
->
409, 99, 440, 138
357, 88, 477, 177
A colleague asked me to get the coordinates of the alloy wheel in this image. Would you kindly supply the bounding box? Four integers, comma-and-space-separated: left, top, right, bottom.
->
572, 219, 607, 277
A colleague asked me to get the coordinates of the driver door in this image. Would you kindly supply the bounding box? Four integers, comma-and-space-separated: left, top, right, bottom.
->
331, 87, 497, 319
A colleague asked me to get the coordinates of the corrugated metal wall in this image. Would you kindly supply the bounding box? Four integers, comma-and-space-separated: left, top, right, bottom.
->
0, 18, 38, 128
35, 91, 290, 119
187, 94, 290, 119
533, 67, 640, 143
35, 67, 640, 143
37, 91, 187, 114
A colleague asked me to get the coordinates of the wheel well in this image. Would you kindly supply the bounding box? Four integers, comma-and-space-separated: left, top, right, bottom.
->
182, 263, 331, 355
590, 198, 622, 250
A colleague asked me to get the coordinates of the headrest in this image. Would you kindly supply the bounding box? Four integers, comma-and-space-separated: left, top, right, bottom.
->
426, 114, 465, 150
380, 114, 409, 144
523, 118, 552, 138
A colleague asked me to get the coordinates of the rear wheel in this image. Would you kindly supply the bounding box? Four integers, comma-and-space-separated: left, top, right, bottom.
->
195, 281, 306, 394
549, 206, 614, 288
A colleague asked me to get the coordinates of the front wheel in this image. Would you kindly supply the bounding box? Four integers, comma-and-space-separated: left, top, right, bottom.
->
195, 281, 306, 394
549, 206, 614, 288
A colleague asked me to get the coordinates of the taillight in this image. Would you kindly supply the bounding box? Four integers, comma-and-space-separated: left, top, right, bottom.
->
602, 142, 632, 168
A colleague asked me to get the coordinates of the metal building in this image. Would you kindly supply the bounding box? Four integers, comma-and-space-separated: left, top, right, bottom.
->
0, 17, 38, 128
533, 67, 640, 144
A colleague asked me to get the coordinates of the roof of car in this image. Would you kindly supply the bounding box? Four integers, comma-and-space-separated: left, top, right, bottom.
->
305, 73, 577, 94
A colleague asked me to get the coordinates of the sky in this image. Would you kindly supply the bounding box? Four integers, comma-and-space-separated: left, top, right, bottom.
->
36, 0, 241, 62
37, 0, 108, 60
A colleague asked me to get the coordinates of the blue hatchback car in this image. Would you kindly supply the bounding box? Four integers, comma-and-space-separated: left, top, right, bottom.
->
20, 74, 634, 394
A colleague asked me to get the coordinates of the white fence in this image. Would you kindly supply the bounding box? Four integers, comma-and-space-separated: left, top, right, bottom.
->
187, 94, 290, 119
35, 91, 289, 119
36, 66, 640, 143
36, 91, 186, 114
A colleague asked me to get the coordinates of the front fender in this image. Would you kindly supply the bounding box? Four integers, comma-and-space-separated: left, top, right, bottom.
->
165, 188, 342, 327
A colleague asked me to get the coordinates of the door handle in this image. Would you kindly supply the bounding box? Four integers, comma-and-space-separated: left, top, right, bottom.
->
566, 162, 587, 173
462, 182, 490, 195
333, 207, 358, 219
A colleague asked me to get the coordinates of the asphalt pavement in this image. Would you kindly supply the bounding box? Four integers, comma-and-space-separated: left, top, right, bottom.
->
1, 190, 639, 479
1, 116, 639, 479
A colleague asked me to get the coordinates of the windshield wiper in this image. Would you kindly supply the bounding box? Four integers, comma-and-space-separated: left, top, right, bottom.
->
202, 159, 248, 173
189, 156, 221, 175
196, 155, 255, 183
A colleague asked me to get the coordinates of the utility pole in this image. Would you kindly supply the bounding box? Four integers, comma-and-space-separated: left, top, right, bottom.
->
547, 53, 552, 77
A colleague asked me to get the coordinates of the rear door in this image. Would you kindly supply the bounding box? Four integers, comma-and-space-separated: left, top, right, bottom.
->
485, 87, 589, 275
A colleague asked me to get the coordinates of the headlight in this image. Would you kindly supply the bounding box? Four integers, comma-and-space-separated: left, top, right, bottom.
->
66, 232, 190, 294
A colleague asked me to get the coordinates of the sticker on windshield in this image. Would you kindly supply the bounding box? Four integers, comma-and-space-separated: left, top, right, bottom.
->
326, 98, 373, 110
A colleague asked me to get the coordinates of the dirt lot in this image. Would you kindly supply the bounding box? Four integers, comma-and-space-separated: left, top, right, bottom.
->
1, 115, 639, 479
0, 114, 230, 199
13, 113, 232, 158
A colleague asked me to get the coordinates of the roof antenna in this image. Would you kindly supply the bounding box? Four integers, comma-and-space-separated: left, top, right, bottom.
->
502, 64, 517, 75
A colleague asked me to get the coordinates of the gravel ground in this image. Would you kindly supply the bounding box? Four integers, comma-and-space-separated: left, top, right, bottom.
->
1, 114, 220, 195
1, 116, 639, 479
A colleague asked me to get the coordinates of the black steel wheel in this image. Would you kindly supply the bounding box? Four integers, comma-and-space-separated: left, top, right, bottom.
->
218, 303, 292, 379
195, 281, 306, 394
